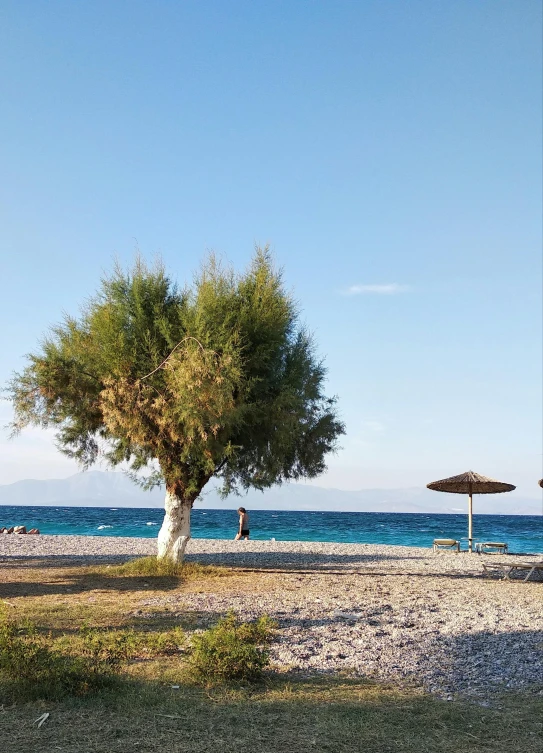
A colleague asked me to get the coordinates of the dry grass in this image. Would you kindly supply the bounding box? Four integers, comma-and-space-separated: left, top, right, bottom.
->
0, 556, 230, 634
1, 557, 542, 753
1, 678, 542, 753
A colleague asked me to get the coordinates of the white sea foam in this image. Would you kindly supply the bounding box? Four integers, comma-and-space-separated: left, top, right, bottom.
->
146, 522, 158, 526
97, 525, 113, 530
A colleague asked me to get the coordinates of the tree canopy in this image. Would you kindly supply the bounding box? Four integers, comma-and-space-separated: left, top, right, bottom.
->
8, 249, 345, 504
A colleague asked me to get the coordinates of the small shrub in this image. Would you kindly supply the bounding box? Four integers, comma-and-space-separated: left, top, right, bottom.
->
0, 611, 124, 702
188, 612, 276, 685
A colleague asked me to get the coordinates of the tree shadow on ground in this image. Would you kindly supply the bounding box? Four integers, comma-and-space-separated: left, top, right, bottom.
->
0, 551, 427, 568
0, 554, 143, 569
2, 550, 478, 577
0, 569, 182, 600
183, 550, 432, 569
222, 567, 480, 581
423, 627, 543, 700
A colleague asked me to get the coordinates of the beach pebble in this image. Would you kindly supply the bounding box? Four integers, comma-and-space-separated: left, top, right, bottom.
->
333, 611, 361, 621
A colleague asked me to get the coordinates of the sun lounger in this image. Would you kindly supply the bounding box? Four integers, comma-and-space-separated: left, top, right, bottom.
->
433, 539, 460, 552
482, 561, 543, 582
475, 541, 508, 554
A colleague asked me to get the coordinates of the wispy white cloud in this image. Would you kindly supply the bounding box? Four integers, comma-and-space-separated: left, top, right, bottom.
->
342, 283, 411, 296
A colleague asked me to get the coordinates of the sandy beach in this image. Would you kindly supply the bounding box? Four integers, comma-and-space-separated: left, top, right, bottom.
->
1, 535, 542, 700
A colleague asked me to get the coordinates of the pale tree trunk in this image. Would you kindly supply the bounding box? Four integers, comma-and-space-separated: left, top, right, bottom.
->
157, 490, 192, 563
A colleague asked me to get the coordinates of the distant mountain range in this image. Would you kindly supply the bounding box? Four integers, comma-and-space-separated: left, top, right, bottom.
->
0, 471, 540, 515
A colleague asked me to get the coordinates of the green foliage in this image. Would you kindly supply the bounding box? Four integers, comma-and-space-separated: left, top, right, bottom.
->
75, 624, 185, 659
188, 612, 276, 685
8, 248, 344, 501
0, 611, 124, 702
134, 627, 185, 657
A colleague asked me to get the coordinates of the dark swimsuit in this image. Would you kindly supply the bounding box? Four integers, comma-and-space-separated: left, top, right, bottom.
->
241, 529, 250, 536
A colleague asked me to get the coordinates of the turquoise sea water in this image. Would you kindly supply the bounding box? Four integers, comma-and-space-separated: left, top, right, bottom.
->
0, 506, 542, 554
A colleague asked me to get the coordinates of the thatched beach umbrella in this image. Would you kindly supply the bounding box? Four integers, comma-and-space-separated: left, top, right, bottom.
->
539, 479, 543, 488
427, 471, 515, 553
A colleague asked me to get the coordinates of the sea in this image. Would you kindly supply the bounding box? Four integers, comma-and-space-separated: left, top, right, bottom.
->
0, 506, 542, 554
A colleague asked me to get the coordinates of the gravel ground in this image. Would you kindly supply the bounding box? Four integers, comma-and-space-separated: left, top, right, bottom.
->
1, 535, 542, 700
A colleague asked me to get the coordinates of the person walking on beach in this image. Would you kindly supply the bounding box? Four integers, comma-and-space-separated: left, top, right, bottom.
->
234, 507, 250, 540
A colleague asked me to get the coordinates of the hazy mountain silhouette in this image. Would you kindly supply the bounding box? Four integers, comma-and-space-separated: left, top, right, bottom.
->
0, 471, 539, 515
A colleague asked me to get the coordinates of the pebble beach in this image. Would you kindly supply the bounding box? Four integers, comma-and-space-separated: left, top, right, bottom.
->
1, 535, 542, 701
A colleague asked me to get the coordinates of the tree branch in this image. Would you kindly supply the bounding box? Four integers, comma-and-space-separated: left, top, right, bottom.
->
140, 336, 218, 381
79, 369, 101, 383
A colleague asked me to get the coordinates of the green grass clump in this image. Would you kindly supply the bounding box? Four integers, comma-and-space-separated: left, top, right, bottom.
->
129, 626, 186, 656
188, 612, 276, 685
60, 624, 186, 659
106, 556, 185, 577
105, 556, 224, 580
0, 612, 124, 702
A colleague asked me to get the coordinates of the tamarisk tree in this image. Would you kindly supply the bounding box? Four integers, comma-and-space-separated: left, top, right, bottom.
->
8, 249, 344, 561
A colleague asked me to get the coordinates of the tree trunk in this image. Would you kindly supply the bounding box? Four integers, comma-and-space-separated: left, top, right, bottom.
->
157, 489, 192, 563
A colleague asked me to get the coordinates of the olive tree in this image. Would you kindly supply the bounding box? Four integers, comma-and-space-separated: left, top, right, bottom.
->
8, 249, 344, 561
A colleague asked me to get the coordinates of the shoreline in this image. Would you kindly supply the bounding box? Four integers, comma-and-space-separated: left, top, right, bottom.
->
0, 533, 541, 570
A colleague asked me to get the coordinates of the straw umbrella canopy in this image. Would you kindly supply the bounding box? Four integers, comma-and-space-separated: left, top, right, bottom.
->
427, 471, 515, 553
539, 479, 543, 488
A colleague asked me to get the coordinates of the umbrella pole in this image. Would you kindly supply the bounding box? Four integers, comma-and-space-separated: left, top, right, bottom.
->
468, 487, 473, 553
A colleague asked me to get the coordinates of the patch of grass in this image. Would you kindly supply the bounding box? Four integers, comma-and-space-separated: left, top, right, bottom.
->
0, 610, 123, 702
11, 599, 100, 633
56, 624, 186, 660
188, 612, 276, 685
1, 677, 543, 753
1, 557, 232, 638
104, 556, 225, 580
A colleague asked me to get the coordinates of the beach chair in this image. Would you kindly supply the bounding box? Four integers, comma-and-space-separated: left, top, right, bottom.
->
482, 561, 543, 582
433, 538, 460, 553
475, 542, 508, 555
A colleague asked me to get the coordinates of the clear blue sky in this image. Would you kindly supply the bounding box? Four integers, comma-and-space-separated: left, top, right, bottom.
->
1, 1, 541, 502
